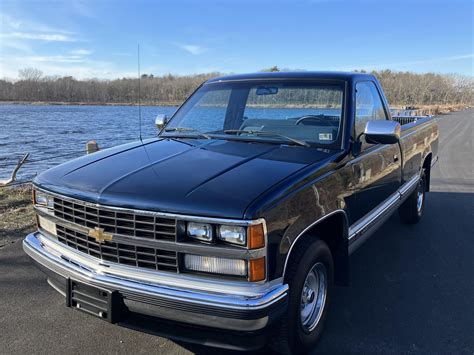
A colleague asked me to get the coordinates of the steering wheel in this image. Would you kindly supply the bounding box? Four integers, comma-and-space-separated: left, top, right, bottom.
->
295, 115, 329, 125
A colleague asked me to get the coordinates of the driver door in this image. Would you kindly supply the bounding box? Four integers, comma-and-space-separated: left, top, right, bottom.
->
349, 81, 402, 222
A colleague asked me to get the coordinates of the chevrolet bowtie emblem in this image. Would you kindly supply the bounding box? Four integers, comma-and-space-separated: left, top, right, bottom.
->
88, 227, 113, 243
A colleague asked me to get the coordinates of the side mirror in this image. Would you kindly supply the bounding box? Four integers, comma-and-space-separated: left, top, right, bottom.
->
364, 120, 401, 145
155, 114, 169, 131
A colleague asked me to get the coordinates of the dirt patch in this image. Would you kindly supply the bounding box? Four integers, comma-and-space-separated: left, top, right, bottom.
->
0, 185, 35, 248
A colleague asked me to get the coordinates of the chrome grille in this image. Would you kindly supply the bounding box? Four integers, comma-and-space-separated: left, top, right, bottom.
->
56, 225, 178, 272
53, 197, 176, 241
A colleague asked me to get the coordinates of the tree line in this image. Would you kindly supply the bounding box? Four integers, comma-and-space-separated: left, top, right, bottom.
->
0, 67, 472, 107
371, 70, 473, 107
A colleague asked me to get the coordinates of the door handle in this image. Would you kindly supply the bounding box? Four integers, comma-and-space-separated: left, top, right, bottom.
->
393, 154, 399, 162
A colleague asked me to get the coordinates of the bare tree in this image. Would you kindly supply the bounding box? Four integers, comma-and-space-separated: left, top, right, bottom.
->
18, 68, 43, 82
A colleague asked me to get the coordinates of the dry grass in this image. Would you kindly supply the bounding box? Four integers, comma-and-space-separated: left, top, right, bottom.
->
0, 185, 35, 248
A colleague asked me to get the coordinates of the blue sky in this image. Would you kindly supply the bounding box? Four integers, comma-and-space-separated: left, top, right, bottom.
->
1, 0, 472, 79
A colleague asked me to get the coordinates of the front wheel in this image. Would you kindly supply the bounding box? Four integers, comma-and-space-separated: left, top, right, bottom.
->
398, 170, 426, 224
271, 238, 334, 354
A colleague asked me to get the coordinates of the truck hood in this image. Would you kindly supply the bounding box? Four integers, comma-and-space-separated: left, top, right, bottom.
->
35, 138, 338, 219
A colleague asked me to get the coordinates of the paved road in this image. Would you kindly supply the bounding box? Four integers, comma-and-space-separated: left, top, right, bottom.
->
1, 109, 473, 354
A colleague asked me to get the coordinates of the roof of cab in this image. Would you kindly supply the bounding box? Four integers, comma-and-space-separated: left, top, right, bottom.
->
206, 71, 375, 83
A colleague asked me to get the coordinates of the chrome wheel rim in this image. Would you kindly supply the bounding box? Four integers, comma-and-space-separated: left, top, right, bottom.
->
417, 180, 424, 213
300, 262, 327, 332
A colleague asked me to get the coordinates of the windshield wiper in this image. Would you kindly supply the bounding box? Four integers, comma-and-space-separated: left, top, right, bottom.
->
162, 127, 211, 139
224, 130, 310, 147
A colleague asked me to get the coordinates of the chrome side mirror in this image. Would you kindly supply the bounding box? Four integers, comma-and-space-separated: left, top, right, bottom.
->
364, 120, 401, 145
155, 114, 169, 131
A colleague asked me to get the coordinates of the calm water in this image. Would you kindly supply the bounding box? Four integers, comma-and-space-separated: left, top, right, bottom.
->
0, 105, 177, 182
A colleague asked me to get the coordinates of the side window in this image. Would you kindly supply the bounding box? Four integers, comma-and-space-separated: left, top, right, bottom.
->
355, 82, 387, 149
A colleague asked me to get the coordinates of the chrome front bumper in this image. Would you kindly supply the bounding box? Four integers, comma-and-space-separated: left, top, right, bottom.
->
23, 232, 288, 332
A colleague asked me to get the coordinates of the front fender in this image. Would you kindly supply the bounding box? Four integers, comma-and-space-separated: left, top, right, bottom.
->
258, 162, 354, 280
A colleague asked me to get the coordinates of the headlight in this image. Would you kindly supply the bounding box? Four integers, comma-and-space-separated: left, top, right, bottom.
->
184, 254, 247, 277
218, 225, 246, 246
187, 222, 213, 242
34, 190, 54, 214
186, 220, 266, 249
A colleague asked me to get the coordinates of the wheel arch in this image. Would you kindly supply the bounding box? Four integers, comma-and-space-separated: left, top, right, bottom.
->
282, 210, 350, 286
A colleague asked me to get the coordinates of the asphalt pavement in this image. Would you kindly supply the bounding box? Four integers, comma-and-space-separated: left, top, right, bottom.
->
1, 109, 473, 354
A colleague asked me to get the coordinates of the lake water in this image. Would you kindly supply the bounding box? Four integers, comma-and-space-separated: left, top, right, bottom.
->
0, 104, 177, 182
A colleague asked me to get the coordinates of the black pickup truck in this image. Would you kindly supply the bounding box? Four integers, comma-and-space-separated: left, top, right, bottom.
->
24, 72, 438, 353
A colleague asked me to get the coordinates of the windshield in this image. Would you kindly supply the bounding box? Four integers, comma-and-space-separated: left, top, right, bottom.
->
162, 80, 345, 148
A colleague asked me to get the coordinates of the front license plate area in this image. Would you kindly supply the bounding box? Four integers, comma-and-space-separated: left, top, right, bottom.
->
66, 279, 121, 323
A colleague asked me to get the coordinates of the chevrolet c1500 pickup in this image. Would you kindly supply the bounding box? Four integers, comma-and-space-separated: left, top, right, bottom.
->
24, 72, 438, 353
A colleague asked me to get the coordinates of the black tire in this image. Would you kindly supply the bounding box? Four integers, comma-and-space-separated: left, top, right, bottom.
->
271, 238, 334, 354
398, 170, 426, 224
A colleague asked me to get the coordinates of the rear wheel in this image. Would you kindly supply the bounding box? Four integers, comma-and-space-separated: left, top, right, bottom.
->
399, 170, 426, 224
271, 238, 334, 354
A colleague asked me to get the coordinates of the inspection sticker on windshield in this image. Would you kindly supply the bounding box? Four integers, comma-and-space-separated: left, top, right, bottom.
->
319, 133, 333, 141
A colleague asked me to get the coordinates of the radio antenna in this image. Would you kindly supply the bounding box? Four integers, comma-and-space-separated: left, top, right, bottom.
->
137, 43, 142, 142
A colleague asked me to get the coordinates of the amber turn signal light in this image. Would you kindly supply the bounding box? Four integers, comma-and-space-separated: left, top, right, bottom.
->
249, 257, 266, 282
248, 223, 265, 249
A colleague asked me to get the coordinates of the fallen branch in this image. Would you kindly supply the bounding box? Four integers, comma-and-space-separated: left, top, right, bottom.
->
0, 153, 29, 186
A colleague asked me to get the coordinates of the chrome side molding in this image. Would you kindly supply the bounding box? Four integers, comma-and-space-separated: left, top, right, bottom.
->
348, 174, 420, 254
398, 174, 420, 197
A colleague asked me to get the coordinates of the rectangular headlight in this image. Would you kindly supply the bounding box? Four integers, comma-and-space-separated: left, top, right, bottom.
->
218, 225, 246, 246
34, 190, 55, 216
187, 222, 213, 242
34, 191, 54, 208
184, 254, 247, 277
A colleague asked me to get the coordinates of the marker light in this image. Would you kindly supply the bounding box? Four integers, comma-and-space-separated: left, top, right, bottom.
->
249, 257, 266, 282
248, 223, 265, 249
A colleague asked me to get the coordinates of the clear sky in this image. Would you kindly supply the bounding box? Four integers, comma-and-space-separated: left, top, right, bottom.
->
1, 0, 472, 79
